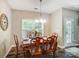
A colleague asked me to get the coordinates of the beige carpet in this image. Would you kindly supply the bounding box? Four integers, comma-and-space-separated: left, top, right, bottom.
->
65, 47, 79, 57
6, 47, 78, 58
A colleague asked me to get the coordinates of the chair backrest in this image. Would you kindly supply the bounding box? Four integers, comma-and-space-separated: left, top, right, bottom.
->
14, 34, 19, 48
47, 34, 58, 51
14, 34, 19, 57
47, 36, 54, 49
51, 32, 58, 47
52, 37, 57, 52
51, 35, 58, 53
42, 36, 47, 40
31, 37, 42, 46
52, 32, 58, 38
30, 37, 42, 55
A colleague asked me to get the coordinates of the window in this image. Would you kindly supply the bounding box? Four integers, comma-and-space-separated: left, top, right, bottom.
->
22, 19, 44, 39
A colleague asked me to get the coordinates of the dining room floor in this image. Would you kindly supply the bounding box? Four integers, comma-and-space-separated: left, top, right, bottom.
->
6, 46, 79, 58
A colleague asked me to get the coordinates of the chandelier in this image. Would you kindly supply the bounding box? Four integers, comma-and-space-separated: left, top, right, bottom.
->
35, 0, 46, 23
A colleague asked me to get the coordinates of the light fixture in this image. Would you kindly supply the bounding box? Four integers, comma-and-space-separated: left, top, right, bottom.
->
43, 19, 46, 23
34, 0, 47, 36
39, 0, 47, 23
35, 19, 39, 23
40, 0, 42, 19
40, 18, 43, 23
35, 0, 47, 23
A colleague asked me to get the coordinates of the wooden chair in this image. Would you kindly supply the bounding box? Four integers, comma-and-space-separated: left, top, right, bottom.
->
52, 32, 58, 38
52, 36, 57, 56
14, 34, 20, 57
14, 34, 29, 57
21, 41, 31, 57
30, 37, 42, 57
28, 32, 36, 39
39, 36, 48, 55
46, 35, 57, 56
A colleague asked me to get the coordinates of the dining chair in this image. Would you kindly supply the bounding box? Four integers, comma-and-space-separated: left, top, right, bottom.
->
52, 32, 58, 38
14, 34, 30, 57
30, 37, 42, 57
46, 35, 58, 56
14, 34, 22, 57
21, 41, 31, 57
39, 36, 48, 55
52, 36, 57, 56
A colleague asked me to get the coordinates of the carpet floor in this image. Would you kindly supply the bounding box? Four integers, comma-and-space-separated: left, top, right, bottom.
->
6, 47, 79, 58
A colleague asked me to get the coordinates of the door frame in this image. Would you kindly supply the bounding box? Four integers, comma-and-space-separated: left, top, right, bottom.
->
62, 15, 75, 47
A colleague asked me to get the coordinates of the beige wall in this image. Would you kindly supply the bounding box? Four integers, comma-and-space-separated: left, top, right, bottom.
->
12, 10, 51, 43
0, 0, 12, 57
51, 8, 63, 47
51, 8, 79, 48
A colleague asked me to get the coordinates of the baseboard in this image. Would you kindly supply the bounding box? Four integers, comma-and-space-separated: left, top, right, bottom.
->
4, 45, 16, 58
58, 45, 65, 49
64, 44, 79, 48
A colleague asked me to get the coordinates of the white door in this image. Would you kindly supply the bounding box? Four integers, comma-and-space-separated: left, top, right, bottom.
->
64, 16, 75, 46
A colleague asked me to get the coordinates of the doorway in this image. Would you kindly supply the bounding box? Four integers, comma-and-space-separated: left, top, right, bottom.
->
64, 16, 75, 47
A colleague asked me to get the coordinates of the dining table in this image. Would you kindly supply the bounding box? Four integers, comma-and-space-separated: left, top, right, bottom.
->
21, 36, 48, 48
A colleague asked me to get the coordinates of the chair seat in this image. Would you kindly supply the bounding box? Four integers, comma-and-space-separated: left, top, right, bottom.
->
46, 48, 54, 53
32, 51, 41, 56
31, 48, 42, 56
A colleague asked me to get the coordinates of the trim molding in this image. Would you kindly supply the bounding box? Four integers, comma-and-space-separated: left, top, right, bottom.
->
58, 44, 79, 49
4, 45, 16, 58
58, 45, 65, 49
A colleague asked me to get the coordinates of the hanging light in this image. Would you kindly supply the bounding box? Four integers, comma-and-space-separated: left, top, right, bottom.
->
40, 0, 42, 19
35, 19, 39, 23
43, 19, 46, 23
40, 0, 43, 23
35, 0, 47, 23
40, 0, 47, 23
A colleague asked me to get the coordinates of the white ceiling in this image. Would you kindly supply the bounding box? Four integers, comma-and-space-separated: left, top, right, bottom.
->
6, 0, 79, 14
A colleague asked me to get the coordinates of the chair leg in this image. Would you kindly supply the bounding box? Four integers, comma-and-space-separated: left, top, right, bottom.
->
16, 49, 18, 58
23, 48, 31, 58
26, 50, 31, 58
53, 52, 56, 57
23, 48, 26, 57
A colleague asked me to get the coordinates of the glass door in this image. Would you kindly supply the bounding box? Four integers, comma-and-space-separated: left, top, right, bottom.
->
64, 16, 75, 46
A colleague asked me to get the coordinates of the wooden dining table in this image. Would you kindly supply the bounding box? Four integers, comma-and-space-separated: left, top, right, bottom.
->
21, 37, 48, 48
20, 36, 58, 57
